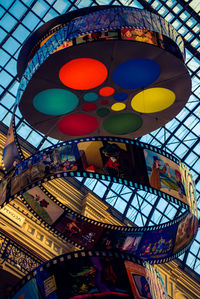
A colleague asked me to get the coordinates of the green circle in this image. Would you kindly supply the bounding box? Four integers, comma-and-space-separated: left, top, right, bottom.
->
96, 107, 110, 117
103, 113, 142, 134
33, 89, 79, 115
83, 92, 98, 102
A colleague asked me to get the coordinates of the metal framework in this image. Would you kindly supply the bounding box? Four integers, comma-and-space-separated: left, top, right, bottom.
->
0, 0, 199, 277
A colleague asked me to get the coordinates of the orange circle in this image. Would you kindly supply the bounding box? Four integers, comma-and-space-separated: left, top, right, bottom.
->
99, 87, 115, 96
59, 58, 108, 90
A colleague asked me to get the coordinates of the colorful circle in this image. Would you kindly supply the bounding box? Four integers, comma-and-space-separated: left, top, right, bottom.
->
131, 88, 176, 113
111, 103, 126, 111
96, 108, 110, 117
57, 113, 99, 136
101, 100, 109, 105
113, 92, 128, 101
33, 89, 78, 115
83, 92, 98, 102
112, 58, 160, 89
59, 58, 108, 90
103, 113, 142, 135
82, 103, 97, 112
99, 87, 115, 96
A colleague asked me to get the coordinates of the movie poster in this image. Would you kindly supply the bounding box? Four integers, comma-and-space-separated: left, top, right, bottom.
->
125, 261, 168, 299
12, 278, 40, 299
173, 213, 199, 254
125, 260, 153, 298
96, 229, 143, 255
23, 186, 64, 225
36, 255, 131, 298
179, 162, 197, 216
9, 143, 80, 197
54, 213, 103, 249
137, 226, 176, 260
77, 140, 147, 183
144, 149, 188, 205
2, 113, 21, 173
145, 263, 169, 299
0, 177, 11, 206
121, 28, 158, 46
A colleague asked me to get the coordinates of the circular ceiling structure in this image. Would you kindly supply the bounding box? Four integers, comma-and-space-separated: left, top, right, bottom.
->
18, 6, 190, 141
19, 40, 190, 141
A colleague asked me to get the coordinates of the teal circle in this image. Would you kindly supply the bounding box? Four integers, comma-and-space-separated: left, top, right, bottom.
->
33, 89, 79, 115
83, 92, 98, 102
103, 113, 142, 134
96, 107, 110, 117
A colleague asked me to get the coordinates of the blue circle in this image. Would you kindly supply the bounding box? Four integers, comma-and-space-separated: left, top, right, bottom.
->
112, 58, 160, 89
83, 92, 98, 102
113, 92, 128, 102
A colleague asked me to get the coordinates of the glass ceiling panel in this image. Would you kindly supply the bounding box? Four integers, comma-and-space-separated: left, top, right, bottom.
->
0, 0, 199, 277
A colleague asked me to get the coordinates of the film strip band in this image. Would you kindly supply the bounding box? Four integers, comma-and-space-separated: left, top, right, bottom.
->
26, 28, 183, 70
0, 5, 197, 268
18, 5, 184, 78
1, 130, 198, 264
1, 107, 24, 175
9, 249, 169, 299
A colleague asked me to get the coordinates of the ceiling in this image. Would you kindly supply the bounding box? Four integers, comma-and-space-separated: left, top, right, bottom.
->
0, 0, 199, 279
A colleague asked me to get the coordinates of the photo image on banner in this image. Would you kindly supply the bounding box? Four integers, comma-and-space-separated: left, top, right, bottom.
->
137, 225, 177, 260
54, 213, 104, 249
77, 140, 148, 184
96, 230, 143, 254
2, 118, 21, 174
35, 255, 131, 298
12, 278, 40, 299
173, 213, 199, 254
144, 149, 187, 205
125, 261, 153, 299
23, 186, 64, 225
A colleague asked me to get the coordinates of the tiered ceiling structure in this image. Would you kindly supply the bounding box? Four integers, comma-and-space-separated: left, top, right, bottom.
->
0, 0, 199, 281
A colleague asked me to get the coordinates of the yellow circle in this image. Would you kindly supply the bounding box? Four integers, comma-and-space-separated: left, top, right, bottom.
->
111, 102, 126, 111
131, 88, 175, 113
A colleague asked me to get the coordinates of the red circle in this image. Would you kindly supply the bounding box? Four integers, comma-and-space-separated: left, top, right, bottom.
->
82, 103, 97, 112
99, 87, 115, 96
57, 113, 99, 136
101, 100, 109, 105
59, 58, 108, 90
